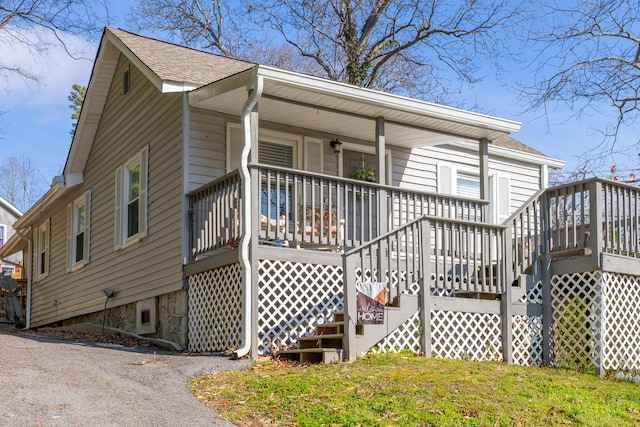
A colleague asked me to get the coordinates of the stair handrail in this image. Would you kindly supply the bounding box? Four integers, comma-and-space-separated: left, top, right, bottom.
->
503, 188, 548, 279
342, 215, 427, 361
342, 214, 511, 360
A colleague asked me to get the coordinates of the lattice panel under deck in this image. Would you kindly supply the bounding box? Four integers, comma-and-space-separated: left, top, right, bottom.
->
431, 310, 503, 362
602, 272, 640, 371
258, 259, 343, 355
188, 263, 243, 352
519, 279, 543, 304
372, 311, 422, 353
550, 271, 601, 369
512, 315, 543, 366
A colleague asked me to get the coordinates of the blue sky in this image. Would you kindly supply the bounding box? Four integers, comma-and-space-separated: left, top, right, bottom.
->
0, 2, 635, 199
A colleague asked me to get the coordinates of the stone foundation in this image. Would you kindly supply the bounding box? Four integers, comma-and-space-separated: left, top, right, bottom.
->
58, 290, 189, 348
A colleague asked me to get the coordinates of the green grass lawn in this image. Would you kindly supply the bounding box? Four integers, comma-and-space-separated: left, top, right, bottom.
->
190, 352, 640, 427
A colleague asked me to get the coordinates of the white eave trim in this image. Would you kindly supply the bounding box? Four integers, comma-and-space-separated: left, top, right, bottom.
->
106, 30, 203, 94
454, 140, 565, 169
254, 65, 522, 134
162, 80, 202, 93
189, 68, 258, 105
0, 195, 22, 217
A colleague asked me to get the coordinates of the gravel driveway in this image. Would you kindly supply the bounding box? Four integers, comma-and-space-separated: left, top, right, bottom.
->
0, 329, 252, 427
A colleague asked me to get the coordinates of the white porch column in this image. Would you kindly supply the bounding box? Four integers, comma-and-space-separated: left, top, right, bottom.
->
479, 138, 490, 221
376, 117, 387, 236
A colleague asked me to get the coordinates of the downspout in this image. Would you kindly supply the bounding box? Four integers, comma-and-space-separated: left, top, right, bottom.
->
14, 227, 32, 329
233, 73, 263, 359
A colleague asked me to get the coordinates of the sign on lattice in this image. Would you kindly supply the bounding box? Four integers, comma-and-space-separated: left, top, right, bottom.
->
187, 263, 243, 352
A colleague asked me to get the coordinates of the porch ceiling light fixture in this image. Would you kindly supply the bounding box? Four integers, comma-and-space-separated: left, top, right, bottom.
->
330, 139, 342, 154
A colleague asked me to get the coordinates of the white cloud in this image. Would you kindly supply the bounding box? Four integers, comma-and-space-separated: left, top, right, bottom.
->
1, 27, 97, 109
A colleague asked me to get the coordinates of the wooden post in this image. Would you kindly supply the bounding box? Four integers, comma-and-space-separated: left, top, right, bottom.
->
419, 218, 432, 356
501, 226, 514, 364
376, 117, 387, 236
589, 180, 605, 377
540, 192, 553, 366
479, 138, 490, 222
342, 253, 358, 361
590, 180, 603, 269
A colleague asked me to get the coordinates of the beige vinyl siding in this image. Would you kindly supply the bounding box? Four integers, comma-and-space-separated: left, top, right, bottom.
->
489, 157, 540, 214
30, 54, 185, 327
389, 142, 542, 221
188, 108, 227, 190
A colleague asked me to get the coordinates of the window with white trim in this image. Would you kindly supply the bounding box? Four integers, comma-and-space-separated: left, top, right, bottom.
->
67, 191, 90, 271
0, 224, 5, 246
115, 145, 148, 249
226, 123, 302, 172
35, 219, 50, 280
456, 172, 481, 199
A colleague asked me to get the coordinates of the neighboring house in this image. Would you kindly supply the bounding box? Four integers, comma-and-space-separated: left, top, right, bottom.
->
2, 28, 638, 375
0, 196, 22, 278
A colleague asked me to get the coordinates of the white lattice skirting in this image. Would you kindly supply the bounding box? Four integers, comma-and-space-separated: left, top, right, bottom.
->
187, 259, 639, 372
188, 263, 243, 352
258, 259, 343, 355
601, 272, 640, 371
550, 271, 640, 372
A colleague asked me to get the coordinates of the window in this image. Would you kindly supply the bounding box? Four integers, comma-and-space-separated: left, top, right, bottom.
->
2, 266, 13, 276
226, 123, 302, 172
67, 191, 91, 271
115, 145, 148, 249
35, 220, 50, 280
0, 224, 5, 246
456, 172, 480, 199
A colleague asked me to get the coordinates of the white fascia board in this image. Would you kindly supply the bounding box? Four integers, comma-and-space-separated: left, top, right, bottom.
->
189, 67, 258, 106
12, 185, 62, 230
454, 140, 565, 169
105, 30, 165, 92
0, 195, 22, 217
254, 65, 522, 134
161, 80, 202, 93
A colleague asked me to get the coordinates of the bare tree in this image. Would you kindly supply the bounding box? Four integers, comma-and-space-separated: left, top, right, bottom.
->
524, 0, 640, 175
130, 0, 526, 102
0, 0, 103, 89
0, 156, 47, 212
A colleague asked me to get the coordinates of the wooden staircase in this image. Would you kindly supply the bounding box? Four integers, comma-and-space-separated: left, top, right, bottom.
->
278, 294, 419, 364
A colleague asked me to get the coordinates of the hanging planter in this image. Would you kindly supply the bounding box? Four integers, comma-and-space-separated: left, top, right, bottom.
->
351, 154, 376, 182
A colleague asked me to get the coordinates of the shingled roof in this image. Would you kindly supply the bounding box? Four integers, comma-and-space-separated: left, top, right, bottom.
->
493, 135, 548, 158
108, 27, 255, 86
104, 28, 553, 161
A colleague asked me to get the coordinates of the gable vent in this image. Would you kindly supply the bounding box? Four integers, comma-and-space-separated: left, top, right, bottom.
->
122, 69, 130, 95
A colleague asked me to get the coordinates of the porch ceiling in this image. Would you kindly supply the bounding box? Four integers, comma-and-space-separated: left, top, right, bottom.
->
189, 66, 521, 148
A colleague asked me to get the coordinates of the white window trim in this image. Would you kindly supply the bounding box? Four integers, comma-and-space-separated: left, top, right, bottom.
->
226, 123, 303, 171
0, 224, 6, 247
115, 145, 149, 250
35, 219, 50, 280
67, 191, 91, 272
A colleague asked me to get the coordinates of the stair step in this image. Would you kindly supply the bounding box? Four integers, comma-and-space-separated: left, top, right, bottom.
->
316, 321, 344, 334
298, 333, 343, 349
278, 348, 343, 364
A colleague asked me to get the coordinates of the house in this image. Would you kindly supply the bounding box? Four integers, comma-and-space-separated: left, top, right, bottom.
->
0, 196, 22, 278
2, 27, 638, 375
0, 196, 23, 323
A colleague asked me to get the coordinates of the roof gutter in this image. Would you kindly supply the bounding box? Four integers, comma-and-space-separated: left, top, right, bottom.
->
233, 71, 263, 360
